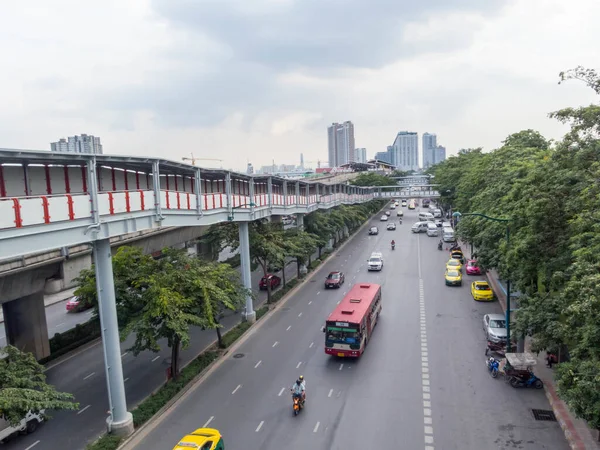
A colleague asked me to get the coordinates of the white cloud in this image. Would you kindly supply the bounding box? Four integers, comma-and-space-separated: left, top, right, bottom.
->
0, 0, 598, 171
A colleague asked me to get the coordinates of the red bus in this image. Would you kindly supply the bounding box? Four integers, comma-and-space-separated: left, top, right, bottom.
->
324, 283, 382, 357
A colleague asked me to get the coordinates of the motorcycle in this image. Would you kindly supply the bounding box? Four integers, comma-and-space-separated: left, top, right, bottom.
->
486, 357, 500, 378
509, 372, 544, 389
292, 393, 304, 415
437, 241, 443, 251
391, 243, 395, 250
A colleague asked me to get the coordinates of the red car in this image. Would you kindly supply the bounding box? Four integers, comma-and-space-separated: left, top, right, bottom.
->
466, 259, 482, 275
259, 274, 281, 290
65, 296, 92, 312
324, 271, 345, 289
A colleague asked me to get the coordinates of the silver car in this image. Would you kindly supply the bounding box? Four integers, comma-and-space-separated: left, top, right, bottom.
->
483, 314, 507, 343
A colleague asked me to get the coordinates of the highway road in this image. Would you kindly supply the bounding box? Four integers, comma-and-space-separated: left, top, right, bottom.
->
119, 207, 568, 450
2, 256, 303, 450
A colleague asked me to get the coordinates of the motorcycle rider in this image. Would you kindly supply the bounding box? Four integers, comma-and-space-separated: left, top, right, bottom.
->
438, 240, 443, 250
291, 376, 306, 404
391, 240, 396, 249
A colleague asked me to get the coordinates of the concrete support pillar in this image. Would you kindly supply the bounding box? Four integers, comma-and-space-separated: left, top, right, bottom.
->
271, 215, 282, 224
93, 238, 134, 437
2, 292, 50, 359
296, 213, 305, 231
239, 222, 256, 323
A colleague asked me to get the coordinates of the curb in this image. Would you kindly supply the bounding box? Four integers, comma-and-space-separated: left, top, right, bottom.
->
484, 270, 593, 450
117, 205, 384, 449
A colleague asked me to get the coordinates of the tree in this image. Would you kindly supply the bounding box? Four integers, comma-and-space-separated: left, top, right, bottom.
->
198, 223, 240, 260
0, 346, 79, 425
282, 230, 319, 279
349, 172, 392, 186
249, 221, 287, 303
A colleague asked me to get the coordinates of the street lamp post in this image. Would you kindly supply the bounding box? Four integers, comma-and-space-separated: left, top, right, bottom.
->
453, 212, 513, 352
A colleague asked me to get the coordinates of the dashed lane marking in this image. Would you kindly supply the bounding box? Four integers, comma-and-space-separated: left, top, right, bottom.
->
286, 326, 291, 331
24, 440, 40, 450
298, 312, 303, 317
339, 363, 344, 371
124, 378, 129, 383
203, 416, 214, 427
317, 291, 321, 295
83, 372, 95, 380
328, 389, 333, 397
278, 387, 285, 396
151, 355, 161, 362
55, 322, 65, 328
296, 361, 302, 369
77, 405, 91, 415
309, 342, 314, 348
256, 421, 264, 432
272, 341, 278, 347
255, 360, 262, 368
121, 352, 128, 358
232, 384, 242, 395
308, 301, 312, 305
313, 422, 320, 433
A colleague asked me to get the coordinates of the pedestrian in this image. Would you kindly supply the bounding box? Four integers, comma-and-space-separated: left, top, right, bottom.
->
545, 351, 557, 368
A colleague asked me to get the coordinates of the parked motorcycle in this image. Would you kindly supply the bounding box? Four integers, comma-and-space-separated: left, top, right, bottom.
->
486, 357, 500, 378
509, 373, 544, 389
292, 393, 304, 415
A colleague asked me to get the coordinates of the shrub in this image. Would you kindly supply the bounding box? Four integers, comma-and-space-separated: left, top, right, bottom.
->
256, 306, 269, 320
219, 322, 252, 348
40, 319, 102, 364
309, 259, 322, 270
86, 435, 122, 450
131, 351, 220, 427
222, 253, 241, 268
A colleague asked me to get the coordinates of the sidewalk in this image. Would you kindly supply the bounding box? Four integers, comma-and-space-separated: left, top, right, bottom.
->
486, 268, 600, 450
0, 288, 76, 324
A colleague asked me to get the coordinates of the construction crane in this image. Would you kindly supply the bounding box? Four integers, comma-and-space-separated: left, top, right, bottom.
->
182, 153, 223, 168
303, 160, 323, 169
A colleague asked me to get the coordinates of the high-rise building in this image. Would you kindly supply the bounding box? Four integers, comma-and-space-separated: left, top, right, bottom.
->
51, 134, 103, 154
327, 121, 355, 167
300, 153, 304, 169
391, 131, 418, 171
247, 163, 254, 174
374, 151, 392, 164
422, 133, 437, 169
434, 145, 447, 165
354, 148, 367, 164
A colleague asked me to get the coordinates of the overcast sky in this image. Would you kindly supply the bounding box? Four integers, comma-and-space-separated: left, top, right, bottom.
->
1, 0, 598, 171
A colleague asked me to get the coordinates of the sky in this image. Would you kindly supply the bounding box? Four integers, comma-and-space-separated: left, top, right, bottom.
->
0, 0, 599, 172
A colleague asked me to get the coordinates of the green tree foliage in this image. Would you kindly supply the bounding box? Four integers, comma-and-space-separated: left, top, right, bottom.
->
432, 66, 600, 427
0, 346, 78, 425
349, 172, 393, 186
198, 222, 240, 260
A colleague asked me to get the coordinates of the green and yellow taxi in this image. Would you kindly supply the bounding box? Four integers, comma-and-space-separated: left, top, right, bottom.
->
445, 269, 462, 286
173, 428, 225, 450
445, 258, 463, 272
471, 281, 494, 301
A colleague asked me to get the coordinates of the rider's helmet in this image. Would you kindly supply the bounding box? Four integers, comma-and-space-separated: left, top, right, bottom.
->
299, 375, 304, 381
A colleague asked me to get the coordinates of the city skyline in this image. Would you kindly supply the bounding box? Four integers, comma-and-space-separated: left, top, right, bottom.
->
327, 121, 355, 168
51, 134, 103, 155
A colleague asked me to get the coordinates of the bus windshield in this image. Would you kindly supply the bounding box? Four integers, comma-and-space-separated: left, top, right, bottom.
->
326, 326, 360, 344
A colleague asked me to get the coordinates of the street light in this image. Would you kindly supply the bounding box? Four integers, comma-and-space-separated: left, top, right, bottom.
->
453, 211, 513, 352
227, 202, 256, 221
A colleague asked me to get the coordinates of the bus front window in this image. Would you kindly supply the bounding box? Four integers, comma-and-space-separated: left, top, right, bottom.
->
326, 328, 359, 344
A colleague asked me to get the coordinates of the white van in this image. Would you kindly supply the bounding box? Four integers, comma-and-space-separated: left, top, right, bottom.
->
426, 222, 439, 237
411, 222, 428, 233
442, 226, 455, 242
367, 252, 384, 271
432, 208, 442, 218
418, 212, 435, 222
442, 221, 452, 229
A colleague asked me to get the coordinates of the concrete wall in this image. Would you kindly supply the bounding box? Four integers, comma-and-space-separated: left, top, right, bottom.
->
2, 292, 50, 359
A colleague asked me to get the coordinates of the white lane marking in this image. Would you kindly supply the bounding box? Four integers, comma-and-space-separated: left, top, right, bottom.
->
336, 300, 340, 304
55, 322, 65, 328
124, 378, 130, 383
272, 341, 278, 347
232, 384, 242, 395
77, 405, 91, 415
121, 352, 128, 358
83, 372, 95, 380
24, 441, 40, 450
151, 355, 161, 362
308, 301, 312, 305
298, 312, 303, 317
328, 389, 333, 397
256, 421, 264, 432
339, 363, 344, 371
203, 416, 214, 427
313, 421, 320, 433
296, 361, 302, 369
25, 441, 40, 450
309, 342, 314, 348
255, 360, 262, 368
286, 326, 291, 331
317, 292, 321, 295
278, 387, 285, 396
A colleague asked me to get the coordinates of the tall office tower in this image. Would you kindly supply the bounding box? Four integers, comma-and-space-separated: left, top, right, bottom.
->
354, 148, 367, 163
374, 151, 392, 164
51, 134, 103, 154
434, 145, 447, 165
300, 153, 304, 169
422, 132, 437, 169
247, 163, 254, 174
327, 121, 355, 167
391, 131, 419, 171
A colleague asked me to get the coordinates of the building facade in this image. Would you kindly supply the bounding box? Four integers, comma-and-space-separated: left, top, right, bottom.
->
422, 132, 437, 169
327, 121, 355, 168
246, 163, 254, 174
374, 151, 392, 164
434, 145, 447, 165
51, 134, 103, 154
354, 148, 367, 164
391, 131, 419, 171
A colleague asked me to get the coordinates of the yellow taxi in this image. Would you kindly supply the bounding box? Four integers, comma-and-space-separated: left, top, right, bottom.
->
445, 258, 463, 272
173, 428, 225, 450
445, 269, 462, 286
471, 281, 494, 301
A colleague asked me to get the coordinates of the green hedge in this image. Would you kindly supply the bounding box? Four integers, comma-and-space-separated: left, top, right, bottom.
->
86, 435, 122, 450
270, 278, 300, 303
40, 319, 102, 365
309, 259, 322, 270
256, 305, 269, 320
219, 322, 252, 348
131, 350, 220, 427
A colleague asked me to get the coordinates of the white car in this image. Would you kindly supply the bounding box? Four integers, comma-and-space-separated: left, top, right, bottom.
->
390, 204, 396, 209
396, 209, 403, 217
385, 211, 391, 216
367, 252, 384, 271
387, 223, 396, 230
380, 215, 389, 221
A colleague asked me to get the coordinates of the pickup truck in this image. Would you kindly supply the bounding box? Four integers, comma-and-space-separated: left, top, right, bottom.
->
0, 411, 44, 443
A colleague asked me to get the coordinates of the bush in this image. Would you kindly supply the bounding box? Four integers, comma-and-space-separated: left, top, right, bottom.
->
256, 306, 269, 320
309, 259, 322, 270
219, 322, 252, 349
271, 278, 300, 303
222, 253, 241, 268
131, 351, 220, 427
40, 319, 102, 364
86, 435, 122, 450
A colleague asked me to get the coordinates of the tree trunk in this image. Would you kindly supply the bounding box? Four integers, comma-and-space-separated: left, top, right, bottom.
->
170, 337, 180, 380
297, 258, 301, 279
260, 260, 272, 304
282, 262, 287, 287
318, 247, 322, 259
216, 326, 223, 348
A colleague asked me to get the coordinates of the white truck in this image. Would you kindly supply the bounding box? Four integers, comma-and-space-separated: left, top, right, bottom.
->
0, 411, 44, 443
367, 252, 384, 271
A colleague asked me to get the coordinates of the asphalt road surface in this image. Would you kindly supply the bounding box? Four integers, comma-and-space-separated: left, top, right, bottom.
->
2, 258, 302, 450
121, 207, 568, 450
